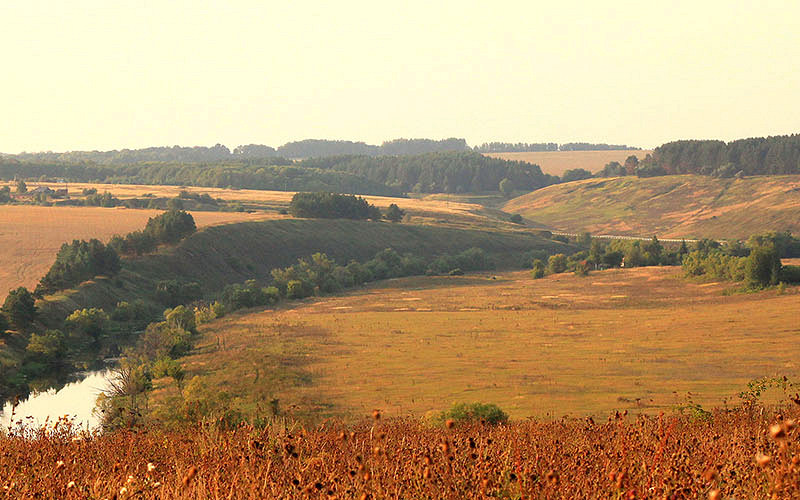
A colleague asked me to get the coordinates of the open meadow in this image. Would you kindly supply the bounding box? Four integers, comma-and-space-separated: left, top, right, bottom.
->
163, 266, 800, 423
0, 205, 277, 297
485, 150, 652, 176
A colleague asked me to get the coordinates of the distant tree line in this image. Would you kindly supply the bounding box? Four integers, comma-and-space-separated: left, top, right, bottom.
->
473, 142, 639, 152
650, 135, 800, 176
5, 138, 469, 164
473, 142, 558, 153
298, 151, 559, 194
589, 135, 800, 180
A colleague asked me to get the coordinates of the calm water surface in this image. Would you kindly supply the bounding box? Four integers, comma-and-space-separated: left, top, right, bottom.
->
1, 370, 111, 431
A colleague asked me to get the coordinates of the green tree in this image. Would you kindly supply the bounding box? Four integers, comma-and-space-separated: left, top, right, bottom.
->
547, 254, 567, 274
15, 180, 27, 193
65, 308, 109, 345
744, 245, 781, 288
498, 177, 514, 197
531, 259, 545, 279
26, 329, 66, 364
2, 287, 37, 331
384, 203, 405, 223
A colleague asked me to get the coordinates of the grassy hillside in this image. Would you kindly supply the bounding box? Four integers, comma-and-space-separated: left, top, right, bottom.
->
38, 219, 572, 321
503, 174, 800, 239
159, 266, 800, 422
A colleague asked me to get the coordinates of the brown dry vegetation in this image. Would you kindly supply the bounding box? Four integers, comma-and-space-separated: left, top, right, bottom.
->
167, 267, 800, 423
2, 406, 799, 498
503, 175, 800, 239
485, 150, 652, 176
0, 205, 276, 295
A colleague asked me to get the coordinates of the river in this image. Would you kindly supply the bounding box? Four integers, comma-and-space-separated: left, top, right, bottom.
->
0, 369, 111, 432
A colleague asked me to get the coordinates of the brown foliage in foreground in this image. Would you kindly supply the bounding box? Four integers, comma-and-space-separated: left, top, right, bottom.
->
1, 406, 799, 499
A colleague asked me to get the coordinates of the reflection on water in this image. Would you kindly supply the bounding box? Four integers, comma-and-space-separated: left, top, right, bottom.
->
1, 370, 111, 431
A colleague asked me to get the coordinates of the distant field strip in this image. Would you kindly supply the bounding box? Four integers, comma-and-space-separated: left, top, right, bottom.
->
485, 150, 652, 176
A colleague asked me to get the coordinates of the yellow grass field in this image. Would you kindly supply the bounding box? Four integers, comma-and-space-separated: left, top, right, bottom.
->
17, 181, 482, 217
0, 205, 277, 295
485, 150, 652, 176
172, 267, 800, 422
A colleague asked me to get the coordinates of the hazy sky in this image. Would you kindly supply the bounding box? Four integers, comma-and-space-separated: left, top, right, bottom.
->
2, 1, 799, 153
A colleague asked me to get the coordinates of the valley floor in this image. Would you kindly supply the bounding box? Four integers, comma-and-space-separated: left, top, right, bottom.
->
164, 266, 800, 421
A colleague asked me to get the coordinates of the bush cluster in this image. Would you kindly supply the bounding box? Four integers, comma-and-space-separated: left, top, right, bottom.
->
110, 209, 197, 256
35, 239, 120, 296
289, 192, 381, 220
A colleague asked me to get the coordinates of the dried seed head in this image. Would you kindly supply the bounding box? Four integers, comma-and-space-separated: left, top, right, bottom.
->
770, 424, 786, 440
183, 466, 198, 487
66, 481, 76, 489
756, 453, 771, 467
372, 410, 381, 420
708, 489, 720, 500
147, 462, 156, 473
445, 419, 455, 429
422, 467, 431, 479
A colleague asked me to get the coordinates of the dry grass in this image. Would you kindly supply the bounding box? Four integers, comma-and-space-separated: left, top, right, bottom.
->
1, 405, 799, 498
0, 205, 275, 295
503, 174, 800, 239
180, 267, 800, 422
485, 150, 652, 176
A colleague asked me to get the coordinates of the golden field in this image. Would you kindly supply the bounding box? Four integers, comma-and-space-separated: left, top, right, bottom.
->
485, 150, 652, 176
15, 181, 483, 216
0, 205, 277, 295
167, 266, 800, 422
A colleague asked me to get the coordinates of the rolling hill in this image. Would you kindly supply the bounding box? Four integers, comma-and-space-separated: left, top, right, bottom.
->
503, 174, 800, 239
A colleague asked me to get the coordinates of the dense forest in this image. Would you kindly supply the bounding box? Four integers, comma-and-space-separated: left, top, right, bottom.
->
650, 134, 800, 176
0, 152, 557, 195
298, 151, 559, 193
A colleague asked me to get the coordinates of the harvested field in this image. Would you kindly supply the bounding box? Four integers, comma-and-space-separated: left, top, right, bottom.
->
12, 181, 482, 216
174, 266, 800, 422
485, 150, 652, 176
0, 205, 276, 296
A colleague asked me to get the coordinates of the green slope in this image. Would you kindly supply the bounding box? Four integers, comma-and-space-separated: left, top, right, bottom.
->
503, 174, 800, 239
38, 219, 573, 322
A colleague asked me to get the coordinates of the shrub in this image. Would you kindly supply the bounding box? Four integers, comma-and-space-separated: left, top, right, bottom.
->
509, 213, 523, 224
286, 280, 313, 299
155, 280, 202, 307
25, 329, 66, 365
436, 402, 509, 426
65, 308, 109, 346
779, 265, 800, 284
531, 259, 545, 278
384, 203, 405, 222
547, 254, 568, 274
